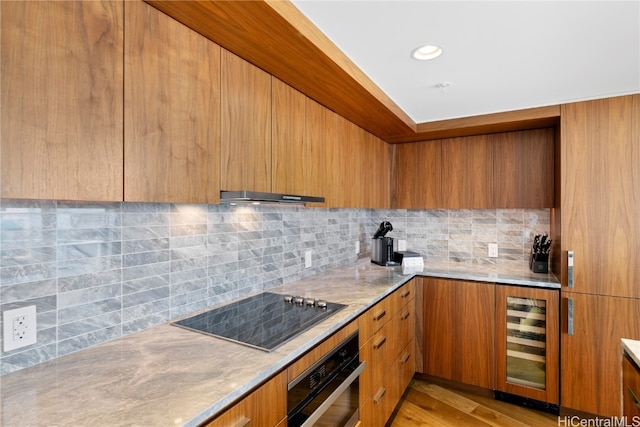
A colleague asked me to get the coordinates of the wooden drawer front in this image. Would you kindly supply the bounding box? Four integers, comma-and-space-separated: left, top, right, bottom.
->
397, 339, 415, 397
205, 372, 287, 427
360, 376, 396, 427
396, 300, 415, 352
360, 321, 395, 402
624, 354, 640, 419
360, 297, 392, 343
389, 281, 415, 317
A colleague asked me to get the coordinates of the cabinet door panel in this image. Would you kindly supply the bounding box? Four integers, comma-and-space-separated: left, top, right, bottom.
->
561, 292, 640, 416
394, 141, 441, 209
493, 129, 554, 208
441, 136, 493, 209
124, 1, 220, 203
424, 278, 495, 389
305, 99, 335, 206
221, 50, 272, 192
560, 95, 640, 297
272, 78, 306, 196
1, 0, 123, 201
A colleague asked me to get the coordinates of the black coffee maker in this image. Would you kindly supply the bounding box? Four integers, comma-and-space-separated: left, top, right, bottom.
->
371, 221, 399, 266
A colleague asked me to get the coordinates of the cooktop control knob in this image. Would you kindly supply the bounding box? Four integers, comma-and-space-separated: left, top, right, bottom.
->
284, 295, 294, 304
305, 298, 316, 307
294, 296, 305, 305
316, 300, 328, 309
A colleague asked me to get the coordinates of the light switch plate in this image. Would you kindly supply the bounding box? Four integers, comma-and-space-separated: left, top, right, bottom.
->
488, 243, 499, 258
304, 250, 312, 269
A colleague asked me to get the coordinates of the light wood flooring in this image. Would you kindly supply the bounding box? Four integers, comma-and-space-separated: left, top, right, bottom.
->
387, 379, 558, 427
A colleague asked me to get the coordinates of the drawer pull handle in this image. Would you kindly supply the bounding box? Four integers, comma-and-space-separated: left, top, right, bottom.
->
373, 336, 387, 349
401, 289, 411, 298
373, 310, 387, 321
567, 298, 574, 335
234, 417, 251, 427
568, 250, 574, 288
629, 387, 640, 410
401, 352, 411, 364
373, 387, 386, 403
401, 311, 410, 320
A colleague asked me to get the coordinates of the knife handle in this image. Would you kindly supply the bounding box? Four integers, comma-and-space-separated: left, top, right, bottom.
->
567, 251, 574, 288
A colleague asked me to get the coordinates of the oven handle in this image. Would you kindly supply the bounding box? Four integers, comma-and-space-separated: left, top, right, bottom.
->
299, 361, 366, 427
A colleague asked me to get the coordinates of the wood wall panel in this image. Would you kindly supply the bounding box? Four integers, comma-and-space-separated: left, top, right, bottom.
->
124, 1, 220, 203
1, 1, 123, 201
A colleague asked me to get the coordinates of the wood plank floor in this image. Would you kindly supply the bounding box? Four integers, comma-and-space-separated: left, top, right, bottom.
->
387, 379, 558, 427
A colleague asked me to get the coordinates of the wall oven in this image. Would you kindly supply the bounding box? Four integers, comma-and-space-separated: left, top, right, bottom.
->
287, 332, 365, 427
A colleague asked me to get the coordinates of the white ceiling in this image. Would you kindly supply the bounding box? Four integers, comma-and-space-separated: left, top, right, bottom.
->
291, 0, 640, 124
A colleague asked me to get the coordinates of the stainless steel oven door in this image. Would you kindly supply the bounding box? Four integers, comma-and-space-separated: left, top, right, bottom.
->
298, 361, 365, 427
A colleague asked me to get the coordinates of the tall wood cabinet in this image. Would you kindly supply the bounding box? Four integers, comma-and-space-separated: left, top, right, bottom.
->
124, 1, 221, 203
557, 94, 640, 416
305, 98, 336, 207
1, 0, 124, 201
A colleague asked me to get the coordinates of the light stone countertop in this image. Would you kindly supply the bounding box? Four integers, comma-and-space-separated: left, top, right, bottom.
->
0, 259, 559, 427
622, 338, 640, 367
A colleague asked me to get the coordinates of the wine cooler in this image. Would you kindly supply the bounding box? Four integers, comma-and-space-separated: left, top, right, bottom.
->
495, 285, 559, 411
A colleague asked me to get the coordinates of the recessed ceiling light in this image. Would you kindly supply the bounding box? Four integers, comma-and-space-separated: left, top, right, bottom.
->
411, 45, 443, 61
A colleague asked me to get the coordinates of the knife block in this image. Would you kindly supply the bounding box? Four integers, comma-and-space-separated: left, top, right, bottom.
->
529, 251, 549, 273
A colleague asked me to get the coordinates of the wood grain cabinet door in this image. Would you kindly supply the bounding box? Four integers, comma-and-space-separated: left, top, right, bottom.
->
441, 136, 494, 209
560, 95, 640, 298
221, 49, 272, 193
423, 278, 495, 389
1, 0, 123, 201
305, 98, 335, 207
124, 0, 221, 204
561, 292, 640, 416
394, 140, 442, 209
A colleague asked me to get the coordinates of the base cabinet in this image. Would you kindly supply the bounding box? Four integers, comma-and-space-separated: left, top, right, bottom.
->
359, 280, 416, 427
204, 372, 287, 427
422, 278, 495, 389
623, 354, 640, 419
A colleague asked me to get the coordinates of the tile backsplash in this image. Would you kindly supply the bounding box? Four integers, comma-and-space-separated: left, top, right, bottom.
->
0, 199, 549, 375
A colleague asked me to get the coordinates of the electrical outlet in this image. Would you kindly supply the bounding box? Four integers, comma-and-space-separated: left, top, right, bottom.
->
488, 243, 499, 258
304, 250, 312, 269
355, 241, 360, 255
3, 305, 37, 352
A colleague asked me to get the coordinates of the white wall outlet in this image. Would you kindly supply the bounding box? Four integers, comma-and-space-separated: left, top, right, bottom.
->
488, 243, 499, 258
304, 249, 312, 269
3, 305, 37, 352
355, 241, 360, 255
397, 239, 407, 252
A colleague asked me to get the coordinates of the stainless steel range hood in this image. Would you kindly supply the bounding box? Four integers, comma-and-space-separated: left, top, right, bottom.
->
220, 191, 325, 204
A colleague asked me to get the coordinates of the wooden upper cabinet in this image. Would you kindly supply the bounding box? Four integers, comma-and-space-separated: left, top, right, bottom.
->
333, 115, 359, 208
272, 78, 306, 196
394, 141, 442, 209
441, 135, 494, 209
369, 134, 391, 209
1, 0, 123, 201
221, 50, 272, 192
493, 128, 554, 208
305, 98, 335, 207
124, 1, 220, 204
560, 95, 640, 297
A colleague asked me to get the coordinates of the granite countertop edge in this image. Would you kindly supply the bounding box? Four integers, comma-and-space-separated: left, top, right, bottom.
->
0, 258, 559, 427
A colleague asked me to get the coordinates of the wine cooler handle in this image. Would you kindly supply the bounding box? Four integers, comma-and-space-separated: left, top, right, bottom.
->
568, 251, 574, 288
567, 298, 574, 335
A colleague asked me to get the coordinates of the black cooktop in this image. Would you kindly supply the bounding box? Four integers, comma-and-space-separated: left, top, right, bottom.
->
171, 292, 346, 352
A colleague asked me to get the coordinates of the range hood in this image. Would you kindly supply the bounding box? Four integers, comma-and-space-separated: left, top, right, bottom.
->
220, 191, 325, 204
